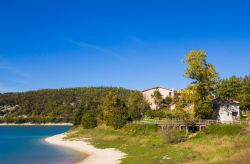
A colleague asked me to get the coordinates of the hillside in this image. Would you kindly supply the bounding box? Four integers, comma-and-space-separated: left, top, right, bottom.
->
0, 87, 146, 123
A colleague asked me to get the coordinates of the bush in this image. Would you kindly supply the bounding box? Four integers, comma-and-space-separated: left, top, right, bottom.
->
163, 128, 187, 144
194, 101, 213, 119
165, 110, 175, 119
5, 116, 15, 123
81, 110, 97, 129
241, 111, 250, 121
122, 124, 158, 135
171, 109, 192, 121
0, 117, 4, 123
109, 107, 129, 129
146, 110, 166, 119
14, 117, 27, 124
204, 124, 243, 136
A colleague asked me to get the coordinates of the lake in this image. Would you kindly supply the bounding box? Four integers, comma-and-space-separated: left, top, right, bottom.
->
0, 126, 84, 164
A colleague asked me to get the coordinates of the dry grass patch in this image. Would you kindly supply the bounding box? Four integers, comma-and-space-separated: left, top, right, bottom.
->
181, 131, 250, 164
229, 149, 250, 164
229, 134, 250, 164
102, 135, 120, 141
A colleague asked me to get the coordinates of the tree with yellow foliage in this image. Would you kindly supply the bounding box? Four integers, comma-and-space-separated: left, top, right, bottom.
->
183, 50, 219, 119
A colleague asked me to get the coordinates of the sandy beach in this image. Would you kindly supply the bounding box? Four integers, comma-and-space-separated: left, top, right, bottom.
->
45, 133, 127, 164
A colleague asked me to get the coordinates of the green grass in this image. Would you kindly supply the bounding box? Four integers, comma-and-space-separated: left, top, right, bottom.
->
67, 123, 250, 164
121, 123, 158, 135
204, 124, 243, 136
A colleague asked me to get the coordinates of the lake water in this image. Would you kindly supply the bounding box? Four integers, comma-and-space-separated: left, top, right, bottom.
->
0, 126, 84, 164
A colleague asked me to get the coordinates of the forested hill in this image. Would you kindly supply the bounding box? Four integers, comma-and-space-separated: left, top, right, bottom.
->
0, 87, 147, 124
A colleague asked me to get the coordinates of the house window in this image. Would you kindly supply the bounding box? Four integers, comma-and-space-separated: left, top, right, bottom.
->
232, 112, 238, 117
169, 92, 172, 97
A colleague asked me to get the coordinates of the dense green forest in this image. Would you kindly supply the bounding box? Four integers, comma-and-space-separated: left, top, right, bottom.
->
0, 87, 149, 126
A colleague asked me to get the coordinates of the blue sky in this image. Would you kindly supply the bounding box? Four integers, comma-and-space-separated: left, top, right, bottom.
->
0, 0, 250, 93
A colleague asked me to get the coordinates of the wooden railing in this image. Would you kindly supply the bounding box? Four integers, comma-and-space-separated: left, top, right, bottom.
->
138, 119, 220, 125
139, 119, 250, 124
137, 119, 250, 132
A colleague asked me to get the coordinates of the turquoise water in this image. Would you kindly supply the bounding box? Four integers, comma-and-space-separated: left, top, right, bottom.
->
0, 126, 84, 164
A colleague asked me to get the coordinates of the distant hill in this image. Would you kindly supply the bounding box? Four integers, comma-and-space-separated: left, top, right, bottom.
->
0, 87, 143, 123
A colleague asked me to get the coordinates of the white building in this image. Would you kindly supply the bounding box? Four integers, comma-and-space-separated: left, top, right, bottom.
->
142, 86, 175, 110
212, 99, 240, 123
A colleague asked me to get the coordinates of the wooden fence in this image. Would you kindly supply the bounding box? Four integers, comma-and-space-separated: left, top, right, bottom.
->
137, 119, 249, 132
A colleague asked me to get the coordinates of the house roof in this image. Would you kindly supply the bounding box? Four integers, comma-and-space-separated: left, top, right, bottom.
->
142, 86, 174, 92
212, 98, 240, 105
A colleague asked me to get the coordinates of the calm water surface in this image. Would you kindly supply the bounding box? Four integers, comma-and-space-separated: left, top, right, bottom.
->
0, 126, 84, 164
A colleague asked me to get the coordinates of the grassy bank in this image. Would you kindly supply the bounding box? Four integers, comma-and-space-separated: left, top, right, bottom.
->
66, 124, 250, 164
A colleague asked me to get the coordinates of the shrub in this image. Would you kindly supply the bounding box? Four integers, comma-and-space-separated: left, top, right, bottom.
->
109, 107, 129, 129
194, 101, 213, 119
0, 117, 4, 123
171, 109, 193, 121
165, 110, 175, 120
5, 116, 15, 123
204, 124, 243, 136
14, 117, 27, 124
146, 110, 166, 119
81, 110, 97, 129
241, 111, 250, 121
122, 124, 158, 135
163, 128, 187, 144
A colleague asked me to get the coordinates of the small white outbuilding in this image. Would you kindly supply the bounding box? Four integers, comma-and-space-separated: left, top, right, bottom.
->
212, 99, 240, 123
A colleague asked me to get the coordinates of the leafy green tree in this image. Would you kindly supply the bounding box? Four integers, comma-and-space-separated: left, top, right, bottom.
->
162, 97, 172, 108
151, 89, 163, 109
101, 92, 118, 126
81, 109, 97, 129
174, 87, 192, 110
183, 50, 219, 119
127, 92, 148, 121
240, 76, 250, 110
215, 75, 250, 111
101, 92, 128, 129
109, 105, 128, 129
73, 106, 84, 126
215, 76, 242, 101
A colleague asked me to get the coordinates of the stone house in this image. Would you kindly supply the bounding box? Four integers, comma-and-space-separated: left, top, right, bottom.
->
212, 99, 240, 123
142, 86, 175, 110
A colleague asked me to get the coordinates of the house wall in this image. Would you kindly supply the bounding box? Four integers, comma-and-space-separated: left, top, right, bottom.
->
218, 103, 240, 123
142, 87, 174, 110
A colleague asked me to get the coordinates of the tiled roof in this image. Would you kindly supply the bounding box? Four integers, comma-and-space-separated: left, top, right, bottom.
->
142, 86, 173, 92
212, 98, 240, 105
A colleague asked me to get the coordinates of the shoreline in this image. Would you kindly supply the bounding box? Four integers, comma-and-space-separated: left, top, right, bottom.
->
45, 133, 127, 164
0, 123, 73, 126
